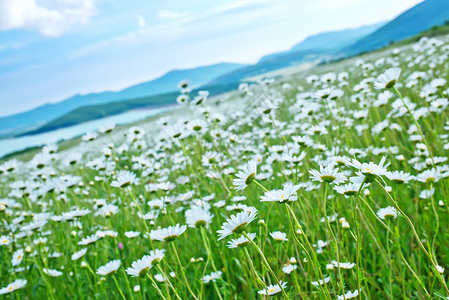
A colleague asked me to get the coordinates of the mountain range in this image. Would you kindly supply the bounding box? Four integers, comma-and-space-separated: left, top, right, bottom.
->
207, 22, 384, 85
3, 0, 449, 137
0, 63, 245, 137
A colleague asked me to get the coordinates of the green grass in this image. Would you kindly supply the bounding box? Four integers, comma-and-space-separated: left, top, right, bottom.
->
0, 34, 449, 300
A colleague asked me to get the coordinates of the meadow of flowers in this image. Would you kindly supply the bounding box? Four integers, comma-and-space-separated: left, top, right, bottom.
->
1, 35, 449, 299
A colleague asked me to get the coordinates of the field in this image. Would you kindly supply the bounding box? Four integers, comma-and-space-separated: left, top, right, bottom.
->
1, 34, 449, 299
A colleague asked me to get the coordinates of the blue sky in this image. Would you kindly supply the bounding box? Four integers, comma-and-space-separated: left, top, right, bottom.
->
0, 0, 422, 117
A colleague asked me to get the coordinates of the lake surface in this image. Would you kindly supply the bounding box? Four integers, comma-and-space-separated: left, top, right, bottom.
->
0, 107, 171, 158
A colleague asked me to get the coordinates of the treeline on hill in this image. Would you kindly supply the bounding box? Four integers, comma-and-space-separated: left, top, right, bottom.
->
19, 82, 240, 137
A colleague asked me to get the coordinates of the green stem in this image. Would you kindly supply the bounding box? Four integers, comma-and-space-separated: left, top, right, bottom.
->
170, 242, 199, 300
243, 232, 289, 299
147, 273, 168, 300
284, 204, 331, 300
253, 179, 268, 193
112, 274, 127, 300
243, 247, 266, 289
156, 265, 182, 300
323, 184, 345, 298
353, 179, 366, 296
376, 179, 449, 296
392, 86, 435, 166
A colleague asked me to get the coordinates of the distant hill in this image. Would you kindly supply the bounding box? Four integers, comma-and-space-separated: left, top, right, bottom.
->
20, 82, 240, 136
207, 50, 331, 85
0, 62, 246, 137
259, 23, 383, 62
209, 23, 383, 85
346, 0, 449, 54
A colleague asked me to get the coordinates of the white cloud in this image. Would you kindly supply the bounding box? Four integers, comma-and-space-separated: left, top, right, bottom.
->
0, 0, 97, 37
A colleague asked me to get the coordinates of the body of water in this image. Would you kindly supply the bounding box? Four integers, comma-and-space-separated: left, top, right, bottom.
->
0, 107, 170, 158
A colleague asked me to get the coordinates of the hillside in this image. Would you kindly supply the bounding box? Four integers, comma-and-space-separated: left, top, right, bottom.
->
211, 23, 383, 85
208, 50, 331, 85
346, 0, 449, 54
259, 22, 383, 62
19, 82, 239, 136
0, 62, 246, 137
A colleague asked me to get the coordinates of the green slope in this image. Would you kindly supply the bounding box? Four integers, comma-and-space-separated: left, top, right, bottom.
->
346, 0, 449, 54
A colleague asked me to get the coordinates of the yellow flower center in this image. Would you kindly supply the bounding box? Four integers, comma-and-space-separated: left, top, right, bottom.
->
364, 167, 374, 174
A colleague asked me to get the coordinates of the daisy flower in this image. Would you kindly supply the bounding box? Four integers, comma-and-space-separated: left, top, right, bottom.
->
96, 260, 121, 276
217, 209, 257, 241
309, 165, 347, 185
285, 150, 307, 165
201, 271, 223, 284
331, 260, 355, 269
282, 264, 297, 274
416, 168, 441, 183
71, 248, 87, 261
0, 235, 11, 246
126, 256, 152, 277
154, 273, 168, 282
191, 90, 209, 105
125, 231, 141, 238
314, 88, 341, 100
43, 268, 63, 277
150, 224, 187, 242
258, 281, 288, 296
99, 123, 115, 133
334, 183, 362, 196
374, 67, 401, 89
270, 231, 288, 242
176, 94, 189, 105
185, 207, 214, 228
349, 156, 389, 182
177, 79, 190, 89
187, 119, 207, 132
11, 249, 24, 266
145, 249, 166, 266
292, 135, 313, 147
111, 171, 136, 188
376, 206, 398, 220
78, 234, 100, 246
260, 182, 299, 203
227, 233, 256, 248
233, 159, 258, 191
311, 276, 331, 286
337, 289, 360, 300
386, 170, 414, 184
201, 151, 220, 167
0, 279, 27, 295
419, 188, 434, 199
